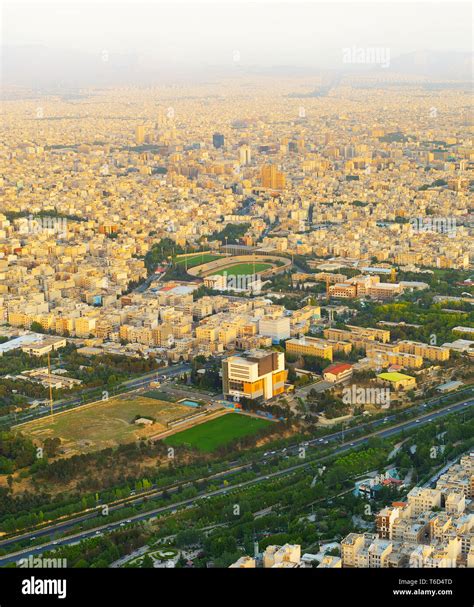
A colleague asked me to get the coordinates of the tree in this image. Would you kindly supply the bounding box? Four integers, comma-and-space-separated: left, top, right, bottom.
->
141, 554, 154, 568
175, 528, 204, 548
30, 321, 45, 334
44, 437, 61, 458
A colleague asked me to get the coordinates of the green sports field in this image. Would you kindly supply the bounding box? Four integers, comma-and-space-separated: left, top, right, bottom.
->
163, 413, 272, 452
175, 254, 222, 268
211, 262, 272, 277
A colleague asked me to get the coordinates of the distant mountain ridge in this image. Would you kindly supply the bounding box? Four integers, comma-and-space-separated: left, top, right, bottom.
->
1, 46, 472, 88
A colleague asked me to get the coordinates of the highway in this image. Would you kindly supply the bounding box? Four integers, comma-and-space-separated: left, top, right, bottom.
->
0, 395, 471, 567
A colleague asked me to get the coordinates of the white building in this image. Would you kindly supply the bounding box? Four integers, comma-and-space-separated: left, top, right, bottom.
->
259, 316, 291, 343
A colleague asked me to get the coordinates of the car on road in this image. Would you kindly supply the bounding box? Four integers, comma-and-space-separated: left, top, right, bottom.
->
126, 519, 132, 523
428, 418, 433, 422
350, 443, 355, 446
416, 420, 420, 423
52, 541, 58, 545
318, 438, 324, 443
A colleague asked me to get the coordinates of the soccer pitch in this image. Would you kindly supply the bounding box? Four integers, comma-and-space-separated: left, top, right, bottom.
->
163, 412, 272, 452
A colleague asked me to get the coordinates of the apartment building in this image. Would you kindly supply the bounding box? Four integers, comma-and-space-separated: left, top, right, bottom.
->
370, 349, 423, 370
323, 327, 371, 350
228, 556, 256, 568
346, 326, 391, 343
398, 340, 450, 362
342, 456, 474, 568
285, 336, 333, 361
20, 336, 67, 357
341, 533, 374, 568
261, 164, 286, 190
75, 317, 97, 338
376, 506, 401, 540
263, 544, 301, 568
229, 544, 303, 568
328, 283, 357, 299
258, 316, 291, 342
407, 487, 443, 517
436, 454, 474, 499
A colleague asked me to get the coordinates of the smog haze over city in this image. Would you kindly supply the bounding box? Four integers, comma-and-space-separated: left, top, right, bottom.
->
2, 2, 473, 85
0, 1, 473, 606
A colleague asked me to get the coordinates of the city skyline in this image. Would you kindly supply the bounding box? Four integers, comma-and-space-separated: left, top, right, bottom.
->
0, 1, 472, 603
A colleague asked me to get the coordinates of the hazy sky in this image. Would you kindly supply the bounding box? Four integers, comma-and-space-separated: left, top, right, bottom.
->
3, 1, 472, 68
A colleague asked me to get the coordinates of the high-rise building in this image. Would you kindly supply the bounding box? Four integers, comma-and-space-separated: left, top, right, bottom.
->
222, 349, 287, 401
135, 125, 146, 145
239, 144, 251, 166
261, 164, 286, 190
213, 133, 225, 149
156, 109, 166, 127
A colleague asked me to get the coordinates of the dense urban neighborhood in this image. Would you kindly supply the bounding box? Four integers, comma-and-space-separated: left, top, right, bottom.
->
0, 7, 472, 606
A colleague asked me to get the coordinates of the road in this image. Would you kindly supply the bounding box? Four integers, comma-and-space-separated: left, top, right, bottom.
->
0, 396, 471, 566
133, 264, 169, 294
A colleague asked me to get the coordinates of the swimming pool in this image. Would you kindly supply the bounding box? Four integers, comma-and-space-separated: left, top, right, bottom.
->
181, 400, 200, 407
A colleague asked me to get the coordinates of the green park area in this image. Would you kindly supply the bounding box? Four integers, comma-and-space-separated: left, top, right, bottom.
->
163, 412, 272, 453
